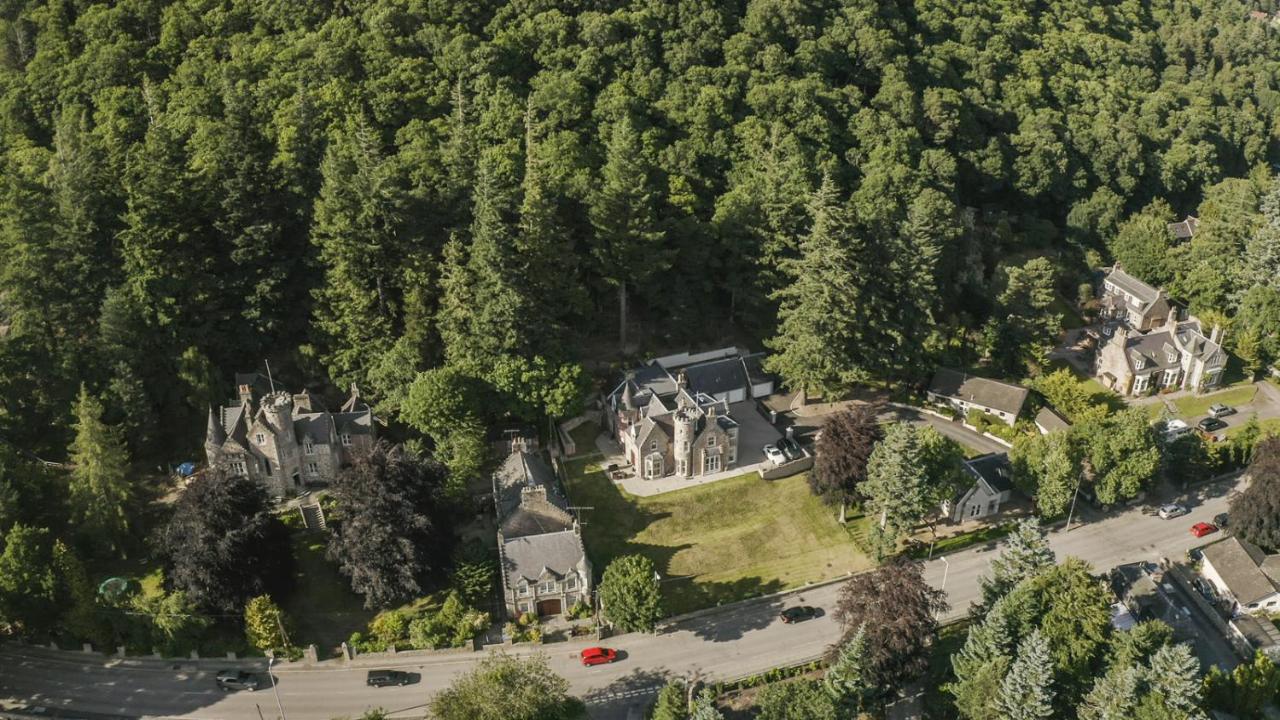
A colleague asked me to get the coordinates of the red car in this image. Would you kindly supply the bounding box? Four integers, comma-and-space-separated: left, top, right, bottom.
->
1191, 522, 1218, 538
581, 647, 618, 666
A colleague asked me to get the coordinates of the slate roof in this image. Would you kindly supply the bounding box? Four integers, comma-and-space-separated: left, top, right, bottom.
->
494, 451, 566, 520
683, 357, 750, 397
293, 413, 333, 442
1126, 330, 1182, 373
502, 530, 587, 586
1105, 268, 1162, 306
965, 453, 1013, 493
334, 411, 374, 436
500, 492, 575, 538
1167, 215, 1199, 240
1175, 320, 1223, 363
742, 353, 772, 386
1202, 537, 1280, 606
1034, 407, 1071, 433
929, 368, 1030, 417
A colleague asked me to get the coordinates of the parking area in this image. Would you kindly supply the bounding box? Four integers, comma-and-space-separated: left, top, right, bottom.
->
728, 400, 785, 468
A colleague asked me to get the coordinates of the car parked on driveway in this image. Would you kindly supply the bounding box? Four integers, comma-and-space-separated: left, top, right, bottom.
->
1164, 419, 1193, 440
581, 647, 618, 666
367, 670, 414, 687
778, 438, 802, 460
1198, 417, 1228, 433
1191, 522, 1218, 538
763, 445, 786, 465
1158, 503, 1189, 520
215, 670, 259, 692
1208, 404, 1237, 418
780, 606, 821, 624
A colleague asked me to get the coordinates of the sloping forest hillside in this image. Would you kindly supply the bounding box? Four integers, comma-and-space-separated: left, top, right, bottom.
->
1, 0, 1279, 463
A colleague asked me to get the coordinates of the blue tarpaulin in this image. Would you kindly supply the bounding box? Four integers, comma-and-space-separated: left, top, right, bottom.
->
176, 462, 197, 477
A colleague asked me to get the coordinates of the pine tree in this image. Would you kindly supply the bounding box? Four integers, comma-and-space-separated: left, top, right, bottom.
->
1078, 666, 1140, 720
825, 623, 870, 710
764, 173, 869, 398
976, 517, 1055, 612
589, 116, 668, 349
994, 629, 1055, 720
67, 384, 132, 556
650, 681, 689, 720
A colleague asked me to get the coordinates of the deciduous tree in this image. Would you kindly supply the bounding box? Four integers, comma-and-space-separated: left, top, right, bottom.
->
833, 558, 948, 688
1230, 438, 1280, 551
599, 554, 662, 633
327, 443, 454, 609
430, 652, 582, 720
811, 405, 882, 521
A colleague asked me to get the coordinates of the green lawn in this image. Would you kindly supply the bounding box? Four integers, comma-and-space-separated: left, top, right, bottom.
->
283, 528, 375, 656
563, 458, 873, 616
1170, 384, 1258, 419
1225, 417, 1280, 439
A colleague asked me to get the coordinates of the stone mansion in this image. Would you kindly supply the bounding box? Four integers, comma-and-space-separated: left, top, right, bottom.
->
204, 373, 376, 497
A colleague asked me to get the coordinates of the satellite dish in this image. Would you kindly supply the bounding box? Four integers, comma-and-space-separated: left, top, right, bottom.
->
97, 577, 133, 603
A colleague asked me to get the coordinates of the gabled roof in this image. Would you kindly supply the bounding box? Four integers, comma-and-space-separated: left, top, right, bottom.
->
1104, 267, 1162, 307
929, 368, 1029, 417
965, 453, 1013, 494
1125, 330, 1182, 373
294, 413, 333, 442
742, 353, 773, 387
501, 530, 586, 587
1202, 536, 1280, 606
682, 356, 749, 397
1167, 215, 1199, 240
1034, 407, 1071, 433
493, 451, 568, 520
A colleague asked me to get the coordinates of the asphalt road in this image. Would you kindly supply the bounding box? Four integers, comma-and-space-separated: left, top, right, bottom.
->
0, 476, 1246, 720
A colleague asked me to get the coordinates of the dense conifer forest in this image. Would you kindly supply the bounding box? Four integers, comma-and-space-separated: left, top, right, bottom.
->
0, 0, 1278, 465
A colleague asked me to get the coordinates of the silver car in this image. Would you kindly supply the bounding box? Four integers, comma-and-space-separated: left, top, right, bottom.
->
1157, 503, 1188, 520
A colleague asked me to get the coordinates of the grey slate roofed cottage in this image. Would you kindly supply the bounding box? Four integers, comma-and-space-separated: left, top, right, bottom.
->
1201, 536, 1280, 609
1034, 407, 1071, 434
928, 368, 1030, 420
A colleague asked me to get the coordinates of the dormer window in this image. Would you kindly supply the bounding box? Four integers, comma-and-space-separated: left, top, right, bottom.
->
341, 433, 352, 447
518, 583, 529, 597
255, 433, 266, 445
1166, 350, 1178, 364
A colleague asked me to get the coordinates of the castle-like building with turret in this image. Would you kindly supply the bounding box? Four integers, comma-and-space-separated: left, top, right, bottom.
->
604, 347, 776, 479
204, 373, 375, 497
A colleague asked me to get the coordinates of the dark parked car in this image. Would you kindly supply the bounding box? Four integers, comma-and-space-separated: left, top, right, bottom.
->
778, 438, 802, 460
1214, 512, 1229, 528
1198, 417, 1228, 433
367, 670, 414, 687
215, 670, 259, 692
780, 606, 820, 624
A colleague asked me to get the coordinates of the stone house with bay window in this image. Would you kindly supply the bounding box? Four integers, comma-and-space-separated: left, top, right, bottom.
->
204, 373, 375, 497
1094, 267, 1226, 396
494, 450, 591, 619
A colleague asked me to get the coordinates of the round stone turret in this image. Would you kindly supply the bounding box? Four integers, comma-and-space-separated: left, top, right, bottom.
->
673, 408, 696, 477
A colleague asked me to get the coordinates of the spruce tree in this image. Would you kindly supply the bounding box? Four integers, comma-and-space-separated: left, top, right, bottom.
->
976, 517, 1055, 612
947, 597, 1014, 720
589, 116, 668, 349
1078, 666, 1140, 720
67, 384, 132, 556
688, 689, 723, 720
862, 423, 933, 557
994, 629, 1055, 720
825, 622, 870, 710
764, 173, 868, 398
1140, 644, 1205, 718
310, 115, 405, 387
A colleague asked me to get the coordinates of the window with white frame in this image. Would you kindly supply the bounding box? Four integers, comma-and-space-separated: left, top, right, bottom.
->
255, 433, 265, 445
307, 462, 319, 476
705, 454, 721, 473
341, 433, 352, 447
566, 576, 577, 590
539, 580, 556, 594
230, 460, 247, 476
518, 583, 529, 597
304, 439, 315, 455
707, 435, 717, 447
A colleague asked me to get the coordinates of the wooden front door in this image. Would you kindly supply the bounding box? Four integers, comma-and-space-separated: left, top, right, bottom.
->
536, 599, 562, 616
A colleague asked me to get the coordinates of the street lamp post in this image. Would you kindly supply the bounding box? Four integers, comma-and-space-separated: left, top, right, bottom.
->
939, 556, 950, 593
267, 656, 287, 720
1065, 473, 1084, 532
